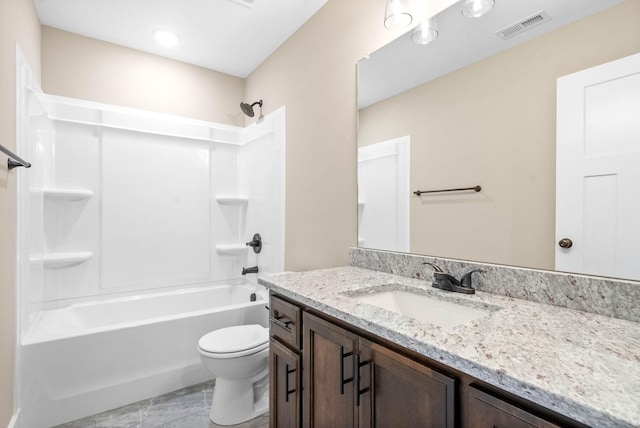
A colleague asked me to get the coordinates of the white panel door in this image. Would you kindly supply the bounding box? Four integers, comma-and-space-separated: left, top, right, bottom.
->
556, 53, 640, 280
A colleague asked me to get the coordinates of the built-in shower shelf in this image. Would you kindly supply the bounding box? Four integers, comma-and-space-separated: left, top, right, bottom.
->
358, 201, 365, 208
34, 188, 94, 201
30, 251, 93, 268
215, 195, 249, 206
215, 244, 248, 256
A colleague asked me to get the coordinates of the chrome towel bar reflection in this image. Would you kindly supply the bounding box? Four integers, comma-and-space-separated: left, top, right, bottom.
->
413, 185, 481, 196
0, 143, 31, 170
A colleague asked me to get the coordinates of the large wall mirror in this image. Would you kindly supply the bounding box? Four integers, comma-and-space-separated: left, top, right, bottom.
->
357, 0, 640, 281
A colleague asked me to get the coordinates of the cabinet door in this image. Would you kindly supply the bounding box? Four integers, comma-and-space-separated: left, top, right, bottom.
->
358, 338, 455, 428
468, 386, 561, 428
303, 312, 359, 428
270, 338, 301, 428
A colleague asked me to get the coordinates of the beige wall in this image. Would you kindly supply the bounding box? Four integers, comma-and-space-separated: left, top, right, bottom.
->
42, 26, 245, 125
244, 0, 457, 271
359, 1, 640, 271
0, 0, 41, 424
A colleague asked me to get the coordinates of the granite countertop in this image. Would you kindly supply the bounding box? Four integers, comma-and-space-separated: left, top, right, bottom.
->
259, 266, 640, 428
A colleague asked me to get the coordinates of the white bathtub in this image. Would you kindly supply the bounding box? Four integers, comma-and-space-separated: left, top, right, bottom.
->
20, 283, 269, 428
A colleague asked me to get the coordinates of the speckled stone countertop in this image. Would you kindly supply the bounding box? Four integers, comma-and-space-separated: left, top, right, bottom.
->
259, 266, 640, 428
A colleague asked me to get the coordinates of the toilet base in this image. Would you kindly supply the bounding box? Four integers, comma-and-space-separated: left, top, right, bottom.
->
209, 371, 269, 425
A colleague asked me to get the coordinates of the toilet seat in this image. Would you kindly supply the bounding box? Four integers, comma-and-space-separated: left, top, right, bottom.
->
198, 324, 268, 359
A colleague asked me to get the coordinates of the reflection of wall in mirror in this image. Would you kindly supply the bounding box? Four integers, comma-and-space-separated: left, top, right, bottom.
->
358, 0, 640, 271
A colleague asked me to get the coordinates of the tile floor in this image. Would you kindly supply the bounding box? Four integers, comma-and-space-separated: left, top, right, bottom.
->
54, 381, 269, 428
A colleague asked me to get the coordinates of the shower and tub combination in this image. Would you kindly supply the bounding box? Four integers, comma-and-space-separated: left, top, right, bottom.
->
14, 52, 285, 427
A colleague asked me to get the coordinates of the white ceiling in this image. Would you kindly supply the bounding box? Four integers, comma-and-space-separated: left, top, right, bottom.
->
358, 0, 624, 109
34, 0, 327, 78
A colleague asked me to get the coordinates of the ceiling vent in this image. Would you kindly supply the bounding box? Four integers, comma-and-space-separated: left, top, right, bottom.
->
228, 0, 255, 9
495, 11, 551, 40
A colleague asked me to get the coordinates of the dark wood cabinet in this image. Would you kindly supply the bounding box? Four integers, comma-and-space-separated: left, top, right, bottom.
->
270, 295, 302, 349
270, 292, 585, 428
269, 338, 301, 428
358, 338, 455, 428
468, 386, 562, 428
269, 295, 303, 428
303, 311, 358, 428
302, 312, 455, 428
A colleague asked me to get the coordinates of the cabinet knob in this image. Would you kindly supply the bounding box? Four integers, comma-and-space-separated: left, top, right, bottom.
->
558, 238, 573, 248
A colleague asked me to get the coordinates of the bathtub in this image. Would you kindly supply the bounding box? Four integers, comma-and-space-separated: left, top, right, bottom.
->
20, 283, 269, 428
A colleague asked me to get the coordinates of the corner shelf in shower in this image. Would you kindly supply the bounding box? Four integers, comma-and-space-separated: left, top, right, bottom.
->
33, 188, 94, 201
30, 251, 93, 268
215, 195, 248, 206
215, 244, 248, 256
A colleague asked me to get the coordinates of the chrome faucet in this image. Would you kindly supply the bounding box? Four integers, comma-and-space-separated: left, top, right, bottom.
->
423, 262, 484, 294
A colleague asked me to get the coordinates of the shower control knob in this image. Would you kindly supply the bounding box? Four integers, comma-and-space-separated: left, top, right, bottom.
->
246, 233, 262, 254
558, 238, 573, 249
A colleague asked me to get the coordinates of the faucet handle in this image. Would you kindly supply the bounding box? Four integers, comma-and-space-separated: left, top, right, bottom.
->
246, 233, 262, 253
460, 269, 485, 288
422, 262, 443, 272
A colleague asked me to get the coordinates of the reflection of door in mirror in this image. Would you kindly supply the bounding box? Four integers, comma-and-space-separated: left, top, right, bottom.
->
557, 52, 640, 280
358, 137, 410, 252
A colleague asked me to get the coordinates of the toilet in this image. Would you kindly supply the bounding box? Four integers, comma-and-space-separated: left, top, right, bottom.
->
197, 324, 269, 425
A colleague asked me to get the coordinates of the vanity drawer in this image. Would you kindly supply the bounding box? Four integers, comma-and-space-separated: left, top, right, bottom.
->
468, 385, 561, 428
270, 295, 302, 349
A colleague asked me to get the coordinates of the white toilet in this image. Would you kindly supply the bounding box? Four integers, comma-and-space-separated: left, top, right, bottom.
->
197, 324, 269, 425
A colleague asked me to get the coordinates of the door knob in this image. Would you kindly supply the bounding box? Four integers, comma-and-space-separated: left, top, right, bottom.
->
558, 238, 573, 248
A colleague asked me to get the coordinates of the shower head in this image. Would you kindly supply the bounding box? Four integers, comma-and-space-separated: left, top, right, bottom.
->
240, 100, 263, 118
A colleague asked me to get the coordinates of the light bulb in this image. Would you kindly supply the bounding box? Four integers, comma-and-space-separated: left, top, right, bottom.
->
384, 0, 413, 30
461, 0, 495, 18
411, 18, 438, 45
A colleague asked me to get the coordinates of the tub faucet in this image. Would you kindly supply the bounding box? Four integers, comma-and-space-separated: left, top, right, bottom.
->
242, 266, 259, 275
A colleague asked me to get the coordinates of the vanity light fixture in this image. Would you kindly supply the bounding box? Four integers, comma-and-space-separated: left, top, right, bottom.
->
411, 17, 438, 45
152, 28, 180, 47
461, 0, 495, 18
384, 0, 413, 30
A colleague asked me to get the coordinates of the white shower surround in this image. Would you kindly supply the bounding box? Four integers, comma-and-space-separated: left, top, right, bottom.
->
19, 95, 286, 313
14, 51, 285, 427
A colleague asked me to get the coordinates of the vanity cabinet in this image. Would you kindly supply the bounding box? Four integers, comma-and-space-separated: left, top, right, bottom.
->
358, 337, 455, 428
270, 292, 586, 428
468, 386, 561, 428
270, 338, 301, 428
303, 312, 359, 427
269, 295, 303, 428
302, 311, 454, 428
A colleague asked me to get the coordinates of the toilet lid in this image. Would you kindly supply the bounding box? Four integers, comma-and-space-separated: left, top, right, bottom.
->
198, 324, 268, 354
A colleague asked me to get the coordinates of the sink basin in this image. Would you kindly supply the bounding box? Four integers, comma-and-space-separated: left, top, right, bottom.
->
352, 289, 494, 329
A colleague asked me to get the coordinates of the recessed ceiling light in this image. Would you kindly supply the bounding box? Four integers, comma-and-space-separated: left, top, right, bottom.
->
152, 28, 180, 47
461, 0, 495, 18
